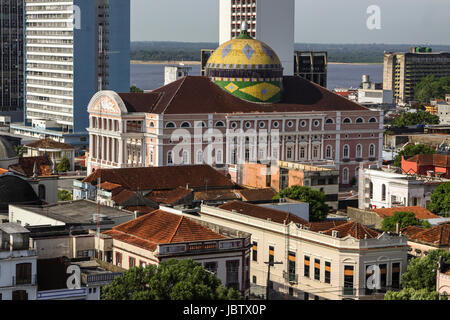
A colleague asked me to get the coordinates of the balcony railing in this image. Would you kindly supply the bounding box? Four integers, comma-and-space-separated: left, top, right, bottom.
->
342, 287, 356, 296
283, 271, 298, 284
12, 275, 37, 286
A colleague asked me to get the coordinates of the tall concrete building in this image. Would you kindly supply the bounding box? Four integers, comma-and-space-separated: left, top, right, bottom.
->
294, 51, 328, 88
0, 0, 25, 122
383, 47, 450, 105
10, 0, 130, 149
219, 0, 295, 75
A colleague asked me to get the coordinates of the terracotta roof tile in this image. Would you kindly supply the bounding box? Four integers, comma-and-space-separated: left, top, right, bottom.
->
104, 210, 227, 251
84, 165, 235, 191
400, 226, 426, 238
324, 221, 380, 239
147, 186, 193, 205
307, 220, 349, 232
9, 156, 53, 177
194, 189, 240, 202
124, 76, 369, 115
26, 138, 74, 150
404, 224, 450, 246
111, 189, 136, 204
372, 206, 440, 220
236, 188, 277, 202
99, 182, 123, 191
218, 201, 309, 225
123, 206, 158, 215
405, 154, 450, 168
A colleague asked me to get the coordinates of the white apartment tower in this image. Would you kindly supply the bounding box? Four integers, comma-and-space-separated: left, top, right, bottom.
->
219, 0, 295, 75
17, 0, 130, 145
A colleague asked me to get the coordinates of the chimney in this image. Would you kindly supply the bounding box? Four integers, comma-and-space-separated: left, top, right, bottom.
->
186, 183, 189, 190
395, 223, 400, 234
134, 210, 139, 219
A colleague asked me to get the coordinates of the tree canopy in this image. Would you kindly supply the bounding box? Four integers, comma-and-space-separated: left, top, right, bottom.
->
101, 259, 242, 300
273, 185, 329, 222
381, 211, 431, 232
427, 182, 450, 216
414, 75, 450, 102
56, 154, 71, 173
385, 249, 450, 300
130, 85, 144, 93
58, 190, 72, 202
393, 143, 437, 168
388, 110, 439, 129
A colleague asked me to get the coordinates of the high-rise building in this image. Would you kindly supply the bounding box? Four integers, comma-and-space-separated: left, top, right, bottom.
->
11, 0, 130, 149
219, 0, 295, 75
294, 51, 328, 88
383, 47, 450, 105
0, 0, 24, 122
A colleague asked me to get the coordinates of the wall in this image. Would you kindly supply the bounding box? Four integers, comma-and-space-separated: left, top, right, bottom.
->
242, 163, 269, 188
0, 255, 38, 300
346, 207, 382, 229
9, 206, 65, 227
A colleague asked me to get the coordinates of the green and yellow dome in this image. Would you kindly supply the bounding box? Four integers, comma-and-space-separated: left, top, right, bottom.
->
206, 26, 283, 103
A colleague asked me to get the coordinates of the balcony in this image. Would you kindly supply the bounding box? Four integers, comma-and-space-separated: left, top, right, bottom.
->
12, 275, 37, 286
342, 287, 356, 296
283, 271, 298, 284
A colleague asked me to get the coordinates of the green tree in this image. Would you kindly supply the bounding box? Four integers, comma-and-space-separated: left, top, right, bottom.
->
56, 154, 71, 173
427, 182, 450, 216
415, 75, 450, 102
130, 85, 144, 93
58, 190, 73, 202
101, 259, 242, 300
381, 211, 431, 232
388, 110, 439, 128
393, 143, 437, 167
14, 145, 26, 157
273, 185, 329, 222
385, 288, 444, 300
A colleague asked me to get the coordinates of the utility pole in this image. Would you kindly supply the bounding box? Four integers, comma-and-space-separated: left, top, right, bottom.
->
264, 261, 283, 300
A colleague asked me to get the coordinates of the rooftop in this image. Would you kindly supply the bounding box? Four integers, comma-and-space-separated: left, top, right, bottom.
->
9, 156, 54, 178
324, 221, 380, 239
401, 224, 450, 246
103, 209, 229, 251
371, 206, 440, 220
0, 222, 30, 234
84, 165, 235, 191
12, 200, 134, 226
404, 154, 450, 168
25, 138, 75, 150
116, 76, 369, 115
235, 188, 277, 202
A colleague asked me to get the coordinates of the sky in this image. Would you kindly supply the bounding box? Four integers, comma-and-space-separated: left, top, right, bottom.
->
131, 0, 450, 44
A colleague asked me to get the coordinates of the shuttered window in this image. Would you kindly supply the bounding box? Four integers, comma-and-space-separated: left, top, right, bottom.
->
325, 261, 331, 284
252, 242, 258, 262
314, 259, 320, 281
343, 266, 355, 296
269, 246, 274, 264
304, 256, 310, 277
392, 263, 400, 289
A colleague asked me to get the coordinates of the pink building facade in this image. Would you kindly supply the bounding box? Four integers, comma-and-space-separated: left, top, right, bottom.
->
87, 77, 384, 189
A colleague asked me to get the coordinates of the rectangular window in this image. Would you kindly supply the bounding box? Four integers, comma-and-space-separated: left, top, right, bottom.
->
252, 241, 258, 262
304, 256, 310, 277
226, 260, 240, 290
129, 257, 136, 268
314, 259, 320, 281
304, 292, 309, 300
116, 252, 122, 266
325, 261, 331, 284
269, 246, 274, 264
392, 263, 401, 289
139, 261, 147, 268
204, 261, 218, 275
343, 266, 354, 296
252, 275, 257, 284
379, 264, 387, 292
288, 251, 296, 282
289, 287, 294, 296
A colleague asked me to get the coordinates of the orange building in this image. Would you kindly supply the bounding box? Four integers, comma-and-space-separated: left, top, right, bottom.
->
401, 154, 450, 179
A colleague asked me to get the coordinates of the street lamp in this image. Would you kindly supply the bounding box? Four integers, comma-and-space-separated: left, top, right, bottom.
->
264, 261, 283, 300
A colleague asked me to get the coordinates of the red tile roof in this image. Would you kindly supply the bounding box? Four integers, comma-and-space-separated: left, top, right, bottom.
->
147, 186, 193, 205
404, 154, 450, 168
307, 220, 349, 232
236, 188, 277, 202
9, 156, 54, 177
26, 138, 74, 150
124, 206, 158, 215
103, 209, 227, 251
99, 182, 123, 191
372, 207, 440, 220
119, 76, 368, 115
324, 221, 380, 239
84, 165, 235, 191
402, 224, 450, 246
218, 201, 309, 225
194, 189, 240, 202
111, 189, 136, 204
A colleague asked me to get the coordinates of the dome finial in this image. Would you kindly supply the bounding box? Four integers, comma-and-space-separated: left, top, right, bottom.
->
241, 21, 248, 33
237, 21, 252, 39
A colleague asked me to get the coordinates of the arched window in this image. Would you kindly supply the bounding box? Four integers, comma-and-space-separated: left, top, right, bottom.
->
369, 117, 377, 123
38, 185, 46, 201
326, 145, 332, 159
356, 144, 362, 158
343, 168, 349, 184
343, 118, 351, 124
167, 151, 173, 165
381, 184, 386, 201
195, 121, 206, 128
182, 151, 189, 164
215, 121, 225, 127
165, 122, 176, 128
181, 122, 191, 128
356, 118, 364, 123
369, 144, 376, 157
325, 118, 334, 124
343, 145, 350, 158
196, 150, 203, 164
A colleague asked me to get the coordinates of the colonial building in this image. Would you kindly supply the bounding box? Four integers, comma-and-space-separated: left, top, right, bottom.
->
401, 224, 450, 259
87, 27, 383, 189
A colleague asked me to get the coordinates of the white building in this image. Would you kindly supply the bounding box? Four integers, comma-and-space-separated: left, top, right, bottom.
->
11, 0, 130, 148
358, 166, 447, 210
164, 65, 192, 86
358, 89, 393, 105
0, 223, 38, 300
219, 0, 295, 75
437, 102, 450, 125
